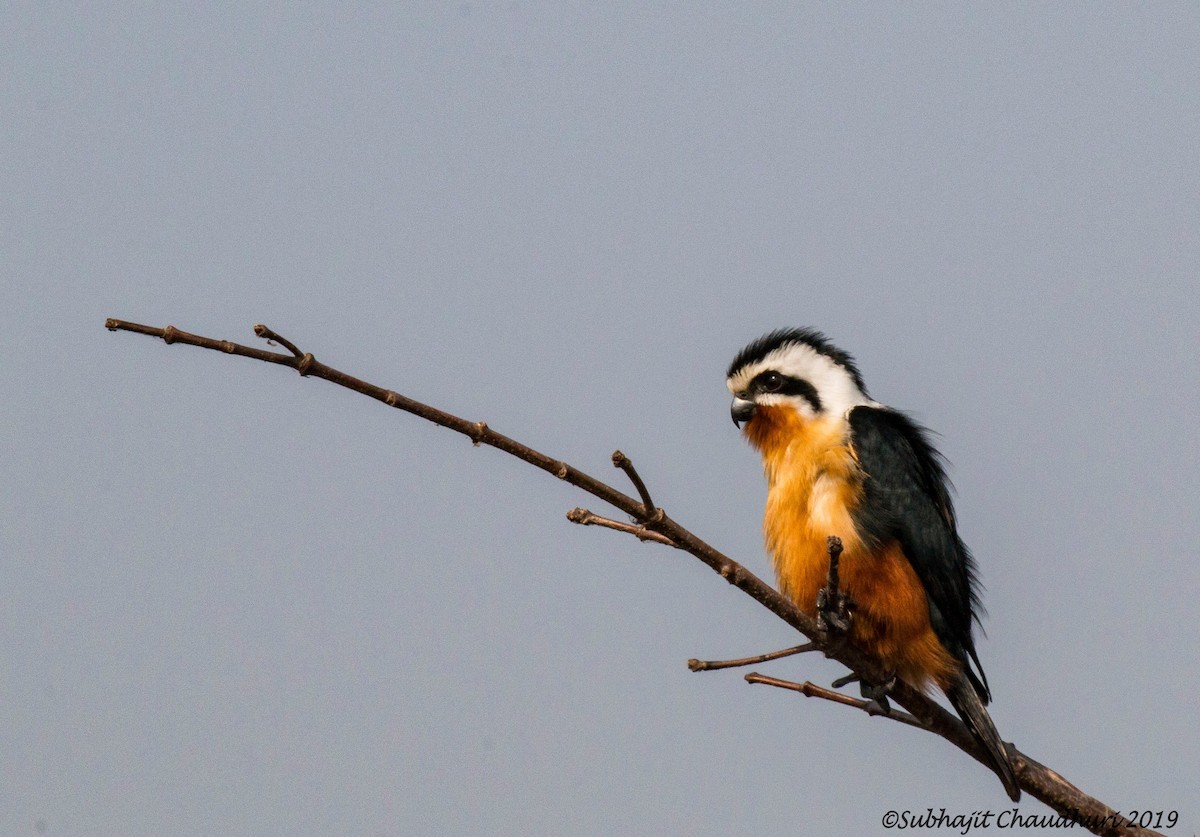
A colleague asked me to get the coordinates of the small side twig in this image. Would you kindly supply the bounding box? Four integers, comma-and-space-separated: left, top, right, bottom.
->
816, 535, 852, 634
253, 323, 304, 358
825, 535, 843, 595
688, 643, 817, 671
745, 673, 927, 731
566, 508, 678, 547
611, 450, 662, 523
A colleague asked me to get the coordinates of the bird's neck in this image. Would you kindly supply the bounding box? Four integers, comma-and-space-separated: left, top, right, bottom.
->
744, 406, 849, 488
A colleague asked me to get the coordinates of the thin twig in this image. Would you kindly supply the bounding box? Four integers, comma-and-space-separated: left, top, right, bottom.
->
253, 323, 304, 359
106, 318, 1160, 837
611, 450, 662, 523
816, 535, 853, 635
825, 535, 843, 594
688, 643, 817, 671
745, 673, 927, 730
566, 508, 678, 547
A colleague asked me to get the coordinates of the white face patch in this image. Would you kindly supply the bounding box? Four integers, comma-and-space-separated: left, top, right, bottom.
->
726, 341, 873, 419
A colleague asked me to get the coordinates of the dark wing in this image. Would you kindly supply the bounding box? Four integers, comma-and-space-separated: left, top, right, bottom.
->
847, 405, 991, 702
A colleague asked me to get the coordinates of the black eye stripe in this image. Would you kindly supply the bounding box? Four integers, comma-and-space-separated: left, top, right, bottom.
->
750, 372, 823, 413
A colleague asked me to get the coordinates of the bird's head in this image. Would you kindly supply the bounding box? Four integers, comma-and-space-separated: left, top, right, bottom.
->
726, 328, 871, 433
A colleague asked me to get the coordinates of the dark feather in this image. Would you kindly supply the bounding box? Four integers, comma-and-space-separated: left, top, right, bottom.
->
847, 405, 990, 702
947, 672, 1021, 801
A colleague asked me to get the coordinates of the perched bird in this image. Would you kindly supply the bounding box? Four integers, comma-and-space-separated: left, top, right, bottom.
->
727, 327, 1020, 801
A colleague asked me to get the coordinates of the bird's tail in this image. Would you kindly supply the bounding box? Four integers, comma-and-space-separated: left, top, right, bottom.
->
946, 673, 1021, 801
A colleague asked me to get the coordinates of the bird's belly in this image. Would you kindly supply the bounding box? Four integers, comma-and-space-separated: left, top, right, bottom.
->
766, 487, 958, 691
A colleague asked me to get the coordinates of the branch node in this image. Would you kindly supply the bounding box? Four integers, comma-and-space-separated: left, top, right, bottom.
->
470, 421, 489, 447
297, 353, 316, 376
555, 462, 569, 479
385, 391, 399, 407
162, 325, 178, 344
219, 340, 236, 353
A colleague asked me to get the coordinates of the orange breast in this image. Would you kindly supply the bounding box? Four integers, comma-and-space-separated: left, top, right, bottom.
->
745, 405, 959, 692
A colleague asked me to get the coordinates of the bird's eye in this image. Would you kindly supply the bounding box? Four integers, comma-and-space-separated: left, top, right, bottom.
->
761, 372, 784, 393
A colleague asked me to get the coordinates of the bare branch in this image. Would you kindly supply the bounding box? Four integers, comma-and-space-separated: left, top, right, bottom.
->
106, 318, 1160, 837
566, 508, 678, 547
745, 672, 927, 731
688, 643, 817, 671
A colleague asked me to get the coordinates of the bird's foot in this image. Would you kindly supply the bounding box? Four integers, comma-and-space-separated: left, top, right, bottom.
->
829, 671, 897, 714
860, 674, 897, 715
816, 584, 854, 635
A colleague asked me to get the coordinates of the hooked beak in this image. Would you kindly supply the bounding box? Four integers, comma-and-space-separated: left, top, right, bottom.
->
731, 396, 756, 428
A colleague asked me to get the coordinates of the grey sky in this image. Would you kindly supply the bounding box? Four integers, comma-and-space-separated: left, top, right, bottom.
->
3, 4, 1198, 835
